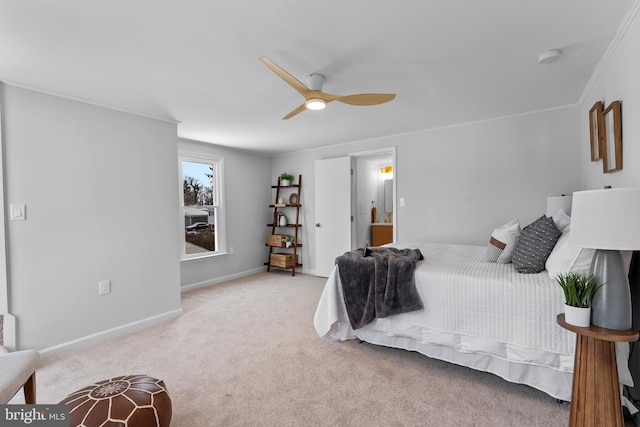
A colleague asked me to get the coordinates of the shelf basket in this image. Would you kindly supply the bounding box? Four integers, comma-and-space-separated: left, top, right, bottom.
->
270, 253, 295, 268
267, 234, 286, 247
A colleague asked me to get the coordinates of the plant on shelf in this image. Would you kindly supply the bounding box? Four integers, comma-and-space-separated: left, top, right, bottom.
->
555, 272, 600, 327
283, 235, 295, 247
279, 172, 294, 186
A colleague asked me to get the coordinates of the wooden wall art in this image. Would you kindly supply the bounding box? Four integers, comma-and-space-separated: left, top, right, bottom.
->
602, 100, 622, 173
589, 101, 604, 161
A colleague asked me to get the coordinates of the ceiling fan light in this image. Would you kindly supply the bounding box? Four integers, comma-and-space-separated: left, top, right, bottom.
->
305, 98, 326, 111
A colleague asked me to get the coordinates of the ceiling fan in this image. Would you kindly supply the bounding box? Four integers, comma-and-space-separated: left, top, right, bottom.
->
259, 56, 396, 120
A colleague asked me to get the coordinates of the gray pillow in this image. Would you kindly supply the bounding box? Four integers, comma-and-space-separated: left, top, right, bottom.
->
512, 215, 562, 274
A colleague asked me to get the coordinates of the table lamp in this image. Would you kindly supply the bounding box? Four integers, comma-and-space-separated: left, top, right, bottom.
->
569, 188, 640, 330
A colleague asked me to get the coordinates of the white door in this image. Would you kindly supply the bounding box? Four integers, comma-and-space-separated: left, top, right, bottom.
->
315, 157, 352, 277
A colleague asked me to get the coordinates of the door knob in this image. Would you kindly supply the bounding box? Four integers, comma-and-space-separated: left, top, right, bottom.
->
315, 223, 320, 227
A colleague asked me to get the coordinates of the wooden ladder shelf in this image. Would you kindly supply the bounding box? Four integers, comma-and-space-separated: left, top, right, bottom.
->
265, 174, 302, 276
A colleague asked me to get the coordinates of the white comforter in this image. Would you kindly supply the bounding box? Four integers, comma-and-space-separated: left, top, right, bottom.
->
314, 242, 632, 401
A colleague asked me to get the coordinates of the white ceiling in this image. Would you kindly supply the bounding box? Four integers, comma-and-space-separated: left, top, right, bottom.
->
0, 1, 635, 155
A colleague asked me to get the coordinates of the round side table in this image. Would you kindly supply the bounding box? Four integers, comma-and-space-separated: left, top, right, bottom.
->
558, 314, 638, 427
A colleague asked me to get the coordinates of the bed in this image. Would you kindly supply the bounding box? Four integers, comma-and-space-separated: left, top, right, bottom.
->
314, 240, 634, 402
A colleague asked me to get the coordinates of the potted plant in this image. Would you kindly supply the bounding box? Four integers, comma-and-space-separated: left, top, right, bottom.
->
279, 172, 294, 186
283, 235, 295, 248
555, 272, 600, 327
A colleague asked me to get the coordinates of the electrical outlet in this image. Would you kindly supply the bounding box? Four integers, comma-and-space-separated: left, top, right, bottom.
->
229, 246, 235, 254
99, 280, 111, 295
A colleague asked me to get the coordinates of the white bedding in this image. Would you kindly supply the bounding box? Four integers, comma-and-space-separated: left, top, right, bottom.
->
314, 242, 632, 401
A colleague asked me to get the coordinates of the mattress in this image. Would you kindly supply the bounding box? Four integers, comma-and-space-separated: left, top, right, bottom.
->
314, 242, 633, 401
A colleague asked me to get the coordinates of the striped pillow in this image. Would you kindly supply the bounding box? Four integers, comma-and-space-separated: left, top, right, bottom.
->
486, 219, 521, 263
512, 216, 562, 274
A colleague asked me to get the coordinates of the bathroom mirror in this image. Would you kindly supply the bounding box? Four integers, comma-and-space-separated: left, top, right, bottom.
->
384, 179, 393, 214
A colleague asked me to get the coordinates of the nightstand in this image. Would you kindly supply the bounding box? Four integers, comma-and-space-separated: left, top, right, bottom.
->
557, 314, 639, 427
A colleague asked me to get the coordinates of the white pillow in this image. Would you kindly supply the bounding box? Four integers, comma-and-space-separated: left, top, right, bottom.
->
545, 225, 595, 278
571, 246, 596, 275
551, 209, 571, 233
486, 219, 521, 263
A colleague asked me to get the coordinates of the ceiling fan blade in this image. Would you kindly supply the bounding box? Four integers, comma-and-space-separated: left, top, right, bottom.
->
282, 103, 308, 120
260, 56, 396, 118
334, 93, 396, 106
259, 56, 310, 96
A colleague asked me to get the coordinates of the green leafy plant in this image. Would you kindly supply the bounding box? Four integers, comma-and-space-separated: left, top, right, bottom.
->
555, 272, 600, 308
279, 172, 294, 182
282, 235, 293, 243
282, 235, 295, 248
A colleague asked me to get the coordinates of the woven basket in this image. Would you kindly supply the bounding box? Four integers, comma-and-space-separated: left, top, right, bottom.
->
267, 234, 286, 247
270, 253, 294, 268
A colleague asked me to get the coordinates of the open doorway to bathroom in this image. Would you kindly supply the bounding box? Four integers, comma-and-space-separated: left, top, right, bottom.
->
352, 148, 395, 249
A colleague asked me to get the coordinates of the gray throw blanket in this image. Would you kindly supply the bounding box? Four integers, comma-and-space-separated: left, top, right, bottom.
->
335, 247, 424, 330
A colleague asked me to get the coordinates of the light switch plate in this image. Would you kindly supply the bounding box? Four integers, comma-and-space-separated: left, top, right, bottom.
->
10, 204, 26, 221
99, 280, 111, 295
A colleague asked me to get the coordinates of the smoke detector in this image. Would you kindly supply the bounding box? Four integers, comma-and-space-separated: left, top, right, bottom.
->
538, 49, 563, 64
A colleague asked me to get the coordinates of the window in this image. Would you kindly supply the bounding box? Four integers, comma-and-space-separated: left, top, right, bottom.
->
179, 151, 226, 260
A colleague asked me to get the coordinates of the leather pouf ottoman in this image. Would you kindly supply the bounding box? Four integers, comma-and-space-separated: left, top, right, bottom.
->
59, 374, 172, 427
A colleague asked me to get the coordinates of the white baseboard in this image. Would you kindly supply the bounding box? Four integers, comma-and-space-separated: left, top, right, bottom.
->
39, 308, 183, 358
39, 267, 320, 357
180, 266, 266, 293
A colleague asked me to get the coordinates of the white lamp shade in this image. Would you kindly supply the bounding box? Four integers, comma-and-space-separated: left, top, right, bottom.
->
546, 195, 572, 217
569, 188, 640, 250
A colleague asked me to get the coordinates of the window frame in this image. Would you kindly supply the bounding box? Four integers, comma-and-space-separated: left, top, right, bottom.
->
179, 150, 227, 261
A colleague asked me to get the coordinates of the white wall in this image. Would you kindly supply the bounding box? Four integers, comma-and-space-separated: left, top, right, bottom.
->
580, 5, 640, 189
272, 107, 582, 274
2, 84, 182, 350
398, 109, 581, 243
178, 139, 272, 290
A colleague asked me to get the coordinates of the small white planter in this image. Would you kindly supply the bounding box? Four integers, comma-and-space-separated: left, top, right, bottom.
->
564, 304, 591, 327
280, 179, 291, 186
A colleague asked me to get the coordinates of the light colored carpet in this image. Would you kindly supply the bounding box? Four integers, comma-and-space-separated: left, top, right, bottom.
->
16, 272, 571, 426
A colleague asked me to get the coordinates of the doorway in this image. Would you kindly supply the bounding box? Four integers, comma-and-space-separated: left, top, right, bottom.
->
314, 148, 396, 277
351, 148, 396, 249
